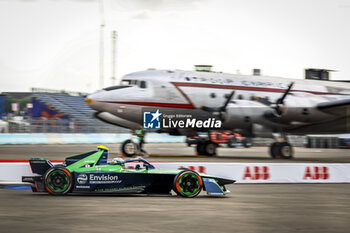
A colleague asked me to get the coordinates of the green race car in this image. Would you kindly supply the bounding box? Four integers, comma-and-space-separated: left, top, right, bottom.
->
22, 145, 234, 197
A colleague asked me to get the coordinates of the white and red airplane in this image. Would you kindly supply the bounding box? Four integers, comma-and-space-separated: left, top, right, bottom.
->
86, 68, 350, 159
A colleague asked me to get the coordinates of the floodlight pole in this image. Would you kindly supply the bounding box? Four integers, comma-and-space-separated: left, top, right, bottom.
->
111, 30, 118, 86
98, 0, 105, 89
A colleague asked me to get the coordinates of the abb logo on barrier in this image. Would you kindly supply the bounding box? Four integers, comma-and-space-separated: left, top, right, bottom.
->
179, 166, 206, 173
243, 166, 270, 180
303, 166, 330, 180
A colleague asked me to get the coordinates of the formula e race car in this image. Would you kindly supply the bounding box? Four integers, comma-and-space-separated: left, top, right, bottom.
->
22, 145, 234, 197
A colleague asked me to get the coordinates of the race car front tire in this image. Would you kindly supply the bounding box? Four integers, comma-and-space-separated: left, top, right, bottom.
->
173, 170, 202, 198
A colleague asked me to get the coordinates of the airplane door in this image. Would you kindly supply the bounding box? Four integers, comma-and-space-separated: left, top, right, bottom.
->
154, 82, 182, 102
136, 80, 152, 99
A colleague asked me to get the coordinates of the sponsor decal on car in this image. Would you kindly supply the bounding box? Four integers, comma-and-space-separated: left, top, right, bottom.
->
94, 185, 146, 192
82, 160, 95, 163
77, 174, 88, 184
89, 174, 122, 184
76, 185, 90, 189
77, 173, 122, 184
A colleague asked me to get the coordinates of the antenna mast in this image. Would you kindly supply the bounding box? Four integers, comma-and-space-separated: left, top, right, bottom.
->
98, 0, 105, 89
111, 30, 118, 86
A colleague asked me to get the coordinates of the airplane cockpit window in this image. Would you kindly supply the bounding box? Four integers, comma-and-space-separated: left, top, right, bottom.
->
121, 80, 132, 85
121, 79, 137, 85
121, 79, 146, 88
139, 81, 147, 88
103, 85, 131, 91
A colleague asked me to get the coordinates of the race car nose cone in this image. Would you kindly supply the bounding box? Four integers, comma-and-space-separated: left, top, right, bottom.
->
86, 97, 93, 105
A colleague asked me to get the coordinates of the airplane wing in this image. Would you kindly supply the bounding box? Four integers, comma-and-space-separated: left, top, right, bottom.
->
317, 99, 350, 115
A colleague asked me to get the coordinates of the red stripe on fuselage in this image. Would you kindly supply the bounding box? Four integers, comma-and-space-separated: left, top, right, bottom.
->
171, 83, 195, 108
101, 82, 343, 109
172, 82, 339, 95
105, 101, 194, 109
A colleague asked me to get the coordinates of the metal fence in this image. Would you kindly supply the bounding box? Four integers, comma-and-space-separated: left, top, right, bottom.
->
7, 118, 129, 134
3, 118, 344, 149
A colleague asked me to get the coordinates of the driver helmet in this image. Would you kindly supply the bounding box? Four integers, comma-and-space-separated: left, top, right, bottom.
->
112, 157, 125, 167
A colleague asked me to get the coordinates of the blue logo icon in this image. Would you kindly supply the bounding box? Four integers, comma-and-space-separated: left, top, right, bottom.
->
143, 109, 162, 129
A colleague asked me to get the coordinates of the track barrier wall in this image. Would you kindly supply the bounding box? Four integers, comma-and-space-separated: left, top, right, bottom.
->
1, 161, 349, 184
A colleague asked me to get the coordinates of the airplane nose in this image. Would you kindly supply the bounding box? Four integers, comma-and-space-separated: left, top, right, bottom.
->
85, 97, 93, 105
85, 90, 105, 110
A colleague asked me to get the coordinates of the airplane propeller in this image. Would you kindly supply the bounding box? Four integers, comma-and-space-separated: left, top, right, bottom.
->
200, 82, 294, 123
221, 90, 236, 112
254, 82, 294, 116
199, 90, 235, 117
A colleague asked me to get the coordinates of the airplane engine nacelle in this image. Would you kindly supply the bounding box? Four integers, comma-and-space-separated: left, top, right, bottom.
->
281, 106, 331, 123
251, 124, 274, 138
280, 94, 334, 123
223, 100, 271, 129
95, 112, 140, 129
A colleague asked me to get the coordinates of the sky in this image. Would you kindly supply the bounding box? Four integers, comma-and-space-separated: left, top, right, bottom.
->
0, 0, 350, 93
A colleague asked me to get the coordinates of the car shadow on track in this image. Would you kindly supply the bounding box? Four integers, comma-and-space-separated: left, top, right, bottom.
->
16, 191, 229, 199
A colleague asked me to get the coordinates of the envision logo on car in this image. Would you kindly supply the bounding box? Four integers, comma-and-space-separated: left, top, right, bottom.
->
77, 174, 88, 184
89, 174, 122, 184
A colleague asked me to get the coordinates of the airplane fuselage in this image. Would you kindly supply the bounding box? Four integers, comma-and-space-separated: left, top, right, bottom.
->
87, 69, 350, 136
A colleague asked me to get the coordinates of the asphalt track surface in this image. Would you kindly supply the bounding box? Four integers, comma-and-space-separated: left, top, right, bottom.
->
0, 184, 349, 233
0, 143, 350, 163
0, 144, 349, 232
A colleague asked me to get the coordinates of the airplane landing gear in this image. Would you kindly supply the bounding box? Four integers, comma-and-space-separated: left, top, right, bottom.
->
121, 139, 139, 157
196, 141, 217, 156
269, 141, 293, 159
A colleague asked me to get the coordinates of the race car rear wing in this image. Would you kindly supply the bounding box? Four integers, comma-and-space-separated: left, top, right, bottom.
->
21, 158, 53, 192
29, 158, 54, 175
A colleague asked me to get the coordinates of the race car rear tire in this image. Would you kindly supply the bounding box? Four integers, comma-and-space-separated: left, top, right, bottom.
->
121, 139, 139, 157
243, 138, 252, 148
203, 142, 217, 156
44, 167, 73, 195
173, 170, 202, 198
196, 143, 205, 155
196, 142, 217, 156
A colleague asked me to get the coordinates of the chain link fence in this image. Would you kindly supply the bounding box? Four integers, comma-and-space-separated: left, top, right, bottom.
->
3, 117, 344, 149
6, 118, 129, 134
